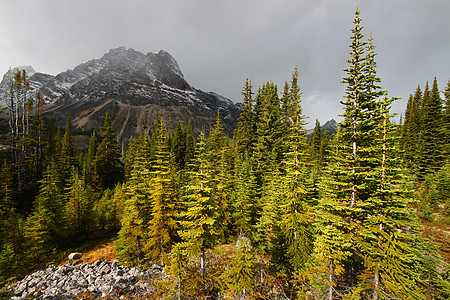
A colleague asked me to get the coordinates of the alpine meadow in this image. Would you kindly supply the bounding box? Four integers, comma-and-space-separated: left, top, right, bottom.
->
0, 8, 449, 300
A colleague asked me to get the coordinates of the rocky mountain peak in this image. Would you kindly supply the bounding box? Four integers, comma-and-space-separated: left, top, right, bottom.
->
0, 66, 36, 86
0, 48, 241, 142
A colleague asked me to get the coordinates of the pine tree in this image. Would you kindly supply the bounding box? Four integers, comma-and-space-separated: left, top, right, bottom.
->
116, 134, 153, 261
58, 116, 77, 188
313, 9, 384, 296
0, 160, 22, 281
95, 113, 124, 189
357, 93, 426, 299
419, 77, 444, 175
443, 79, 450, 158
124, 136, 138, 180
313, 10, 435, 298
25, 163, 66, 260
253, 82, 285, 183
222, 235, 257, 298
84, 130, 98, 187
233, 78, 255, 155
179, 133, 219, 276
65, 168, 94, 239
278, 69, 315, 276
173, 121, 187, 170
230, 153, 259, 236
401, 86, 423, 172
310, 119, 323, 175
144, 117, 179, 263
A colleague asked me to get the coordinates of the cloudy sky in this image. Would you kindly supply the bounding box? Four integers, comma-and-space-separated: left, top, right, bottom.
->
0, 0, 449, 125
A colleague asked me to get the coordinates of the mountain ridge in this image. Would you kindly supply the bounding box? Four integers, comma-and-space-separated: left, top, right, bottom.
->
0, 47, 242, 141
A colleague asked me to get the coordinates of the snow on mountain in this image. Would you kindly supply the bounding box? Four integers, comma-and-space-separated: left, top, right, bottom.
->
0, 48, 242, 140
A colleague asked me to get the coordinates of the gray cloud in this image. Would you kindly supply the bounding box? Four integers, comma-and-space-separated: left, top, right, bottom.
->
1, 0, 449, 125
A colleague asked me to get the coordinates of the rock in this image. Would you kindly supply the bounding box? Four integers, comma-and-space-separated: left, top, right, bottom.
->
99, 263, 111, 275
94, 259, 105, 267
6, 260, 152, 299
99, 284, 113, 297
68, 252, 82, 264
112, 259, 119, 269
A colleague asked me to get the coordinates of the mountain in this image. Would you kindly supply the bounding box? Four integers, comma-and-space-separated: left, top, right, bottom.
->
306, 119, 338, 136
0, 48, 242, 142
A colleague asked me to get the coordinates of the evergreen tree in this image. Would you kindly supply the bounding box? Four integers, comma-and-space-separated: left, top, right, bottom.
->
0, 160, 22, 281
233, 78, 255, 155
84, 130, 98, 187
116, 134, 153, 261
95, 113, 124, 190
65, 168, 94, 239
357, 93, 426, 298
144, 117, 179, 263
253, 82, 285, 183
58, 116, 77, 188
313, 10, 435, 298
401, 86, 423, 172
310, 119, 323, 175
25, 163, 66, 260
222, 235, 257, 298
172, 121, 187, 170
314, 9, 384, 296
278, 68, 314, 276
124, 136, 138, 180
230, 153, 259, 236
419, 77, 444, 175
443, 79, 450, 157
179, 133, 219, 276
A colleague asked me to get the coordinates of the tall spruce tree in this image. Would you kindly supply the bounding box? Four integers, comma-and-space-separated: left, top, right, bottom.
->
314, 9, 385, 297
144, 117, 179, 263
419, 78, 444, 175
253, 82, 285, 183
116, 134, 153, 261
58, 116, 77, 188
313, 9, 436, 299
443, 79, 450, 157
233, 78, 255, 155
277, 68, 315, 276
65, 168, 94, 239
95, 113, 124, 190
179, 133, 219, 276
25, 163, 66, 260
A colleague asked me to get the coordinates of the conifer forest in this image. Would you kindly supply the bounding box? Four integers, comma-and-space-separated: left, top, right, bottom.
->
0, 9, 449, 299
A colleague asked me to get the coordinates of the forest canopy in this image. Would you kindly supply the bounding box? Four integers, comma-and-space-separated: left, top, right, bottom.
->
0, 8, 449, 299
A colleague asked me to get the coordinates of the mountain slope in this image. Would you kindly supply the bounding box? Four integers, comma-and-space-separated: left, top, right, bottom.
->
0, 48, 241, 142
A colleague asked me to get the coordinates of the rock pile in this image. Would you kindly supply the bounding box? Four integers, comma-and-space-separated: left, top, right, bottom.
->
5, 259, 163, 299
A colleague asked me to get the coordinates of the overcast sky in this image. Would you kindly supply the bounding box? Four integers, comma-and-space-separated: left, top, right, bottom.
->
0, 0, 449, 125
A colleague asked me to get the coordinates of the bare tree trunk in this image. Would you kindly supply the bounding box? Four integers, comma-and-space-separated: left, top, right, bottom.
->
373, 265, 379, 300
328, 261, 333, 300
200, 249, 205, 277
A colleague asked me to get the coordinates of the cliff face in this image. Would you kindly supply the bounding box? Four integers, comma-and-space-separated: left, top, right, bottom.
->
0, 48, 241, 141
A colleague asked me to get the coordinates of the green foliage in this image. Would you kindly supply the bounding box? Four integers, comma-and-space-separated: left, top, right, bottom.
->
65, 168, 96, 239
116, 134, 153, 262
94, 183, 125, 229
144, 117, 179, 263
233, 78, 255, 155
179, 133, 219, 272
417, 162, 450, 223
222, 236, 258, 298
25, 164, 66, 258
95, 113, 124, 190
230, 153, 259, 236
0, 10, 447, 300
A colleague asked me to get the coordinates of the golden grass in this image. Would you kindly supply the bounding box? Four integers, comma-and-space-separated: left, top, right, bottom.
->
422, 222, 450, 263
82, 239, 116, 264
60, 238, 117, 265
